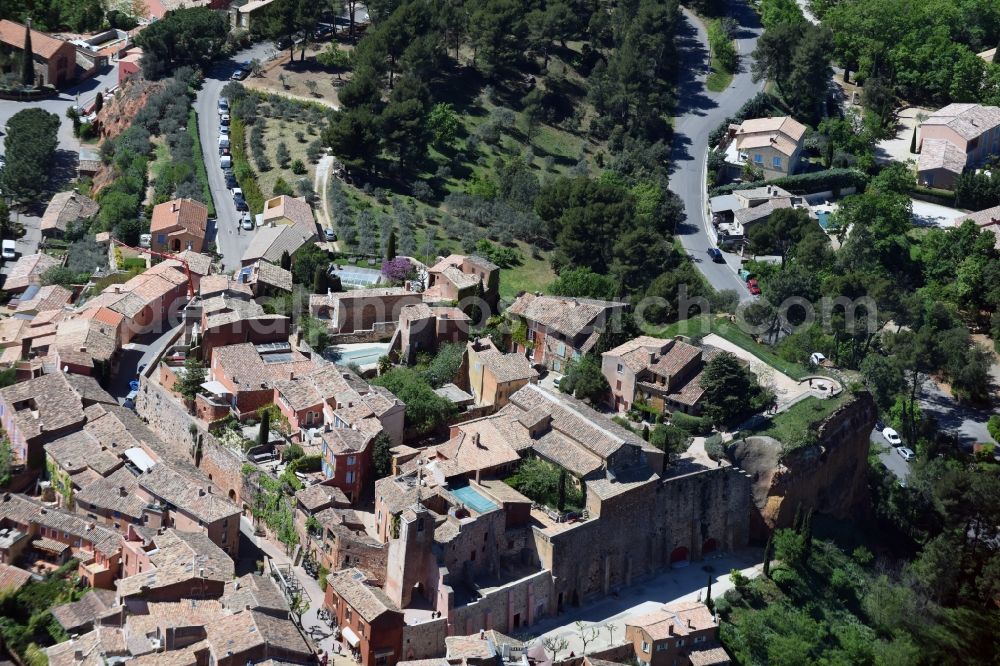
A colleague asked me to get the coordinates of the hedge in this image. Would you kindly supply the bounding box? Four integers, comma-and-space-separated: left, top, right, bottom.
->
708, 168, 869, 197
230, 118, 265, 215
187, 109, 216, 217
671, 411, 713, 436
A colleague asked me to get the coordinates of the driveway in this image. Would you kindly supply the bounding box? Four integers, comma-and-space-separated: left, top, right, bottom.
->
910, 199, 964, 228
670, 2, 763, 301
874, 107, 933, 165
871, 430, 911, 481
918, 376, 994, 449
700, 333, 807, 407
195, 42, 278, 273
527, 549, 762, 656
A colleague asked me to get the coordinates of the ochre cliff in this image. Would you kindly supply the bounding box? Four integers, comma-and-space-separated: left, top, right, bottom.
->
90, 78, 165, 197
729, 392, 877, 541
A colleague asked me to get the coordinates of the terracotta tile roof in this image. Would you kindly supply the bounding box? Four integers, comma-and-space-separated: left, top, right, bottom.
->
41, 191, 99, 234
117, 528, 235, 598
0, 562, 32, 593
78, 306, 125, 328
75, 467, 147, 519
446, 635, 496, 660
262, 195, 315, 235
200, 274, 253, 299
138, 465, 240, 524
918, 138, 967, 175
328, 568, 399, 622
213, 342, 312, 390
432, 420, 521, 477
0, 20, 71, 60
320, 426, 372, 455
0, 493, 123, 556
205, 609, 312, 661
15, 284, 72, 313
476, 346, 537, 384
734, 116, 807, 156
688, 647, 731, 665
626, 601, 717, 640
150, 198, 208, 239
241, 224, 313, 264
0, 372, 92, 441
922, 103, 1000, 141
953, 205, 1000, 249
4, 253, 59, 291
507, 294, 626, 338
248, 259, 293, 292
222, 573, 289, 615
54, 316, 117, 362
44, 429, 122, 477
732, 197, 792, 226
51, 589, 117, 632
46, 627, 127, 666
174, 250, 213, 276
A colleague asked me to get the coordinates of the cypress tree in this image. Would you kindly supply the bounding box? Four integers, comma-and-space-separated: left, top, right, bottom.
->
257, 409, 271, 448
803, 508, 814, 560
313, 265, 329, 294
386, 229, 397, 260
909, 127, 917, 154
94, 92, 104, 113
21, 20, 34, 87
280, 250, 292, 270
763, 534, 773, 578
705, 574, 713, 610
792, 503, 803, 533
557, 469, 567, 512
642, 424, 650, 441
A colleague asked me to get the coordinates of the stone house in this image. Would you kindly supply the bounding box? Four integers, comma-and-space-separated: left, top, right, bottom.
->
918, 104, 1000, 190
198, 294, 289, 365
325, 567, 406, 666
507, 294, 628, 373
3, 253, 60, 294
601, 336, 720, 416
150, 198, 208, 254
464, 337, 538, 408
40, 191, 99, 238
424, 254, 500, 310
725, 116, 807, 179
624, 601, 730, 666
0, 20, 77, 88
310, 287, 422, 336
392, 303, 471, 365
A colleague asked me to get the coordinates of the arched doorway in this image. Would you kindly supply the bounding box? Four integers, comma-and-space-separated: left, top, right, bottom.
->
702, 538, 717, 555
670, 546, 690, 568
229, 489, 236, 501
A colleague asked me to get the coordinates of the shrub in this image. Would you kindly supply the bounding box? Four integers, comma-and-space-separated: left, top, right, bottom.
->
291, 159, 306, 175
230, 119, 265, 214
987, 415, 1000, 442
671, 411, 713, 435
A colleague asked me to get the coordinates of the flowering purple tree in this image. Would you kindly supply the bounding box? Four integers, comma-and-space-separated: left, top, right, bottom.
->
381, 256, 412, 284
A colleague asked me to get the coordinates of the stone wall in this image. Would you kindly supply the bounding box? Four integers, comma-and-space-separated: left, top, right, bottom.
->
447, 569, 552, 636
728, 392, 876, 541
400, 617, 448, 662
329, 322, 397, 345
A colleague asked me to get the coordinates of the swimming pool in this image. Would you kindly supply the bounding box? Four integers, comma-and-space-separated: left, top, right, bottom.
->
332, 343, 390, 366
816, 211, 833, 230
450, 485, 498, 514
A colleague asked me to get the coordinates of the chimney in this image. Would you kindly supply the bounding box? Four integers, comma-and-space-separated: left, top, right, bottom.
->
480, 629, 486, 640
199, 567, 205, 577
687, 619, 693, 629
87, 522, 95, 531
471, 432, 481, 447
198, 488, 206, 496
172, 202, 179, 212
119, 487, 127, 497
668, 624, 674, 636
289, 371, 295, 380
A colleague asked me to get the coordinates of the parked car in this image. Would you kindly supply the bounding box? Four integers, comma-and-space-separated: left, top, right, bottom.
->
225, 174, 238, 189
897, 447, 915, 461
231, 66, 250, 80
324, 228, 337, 241
746, 278, 761, 295
241, 214, 254, 231
1, 239, 15, 260
218, 136, 230, 152
220, 114, 230, 126
707, 247, 724, 263
232, 187, 243, 201
219, 125, 230, 137
220, 155, 232, 169
234, 197, 248, 212
883, 427, 902, 446
123, 390, 138, 410
874, 418, 885, 432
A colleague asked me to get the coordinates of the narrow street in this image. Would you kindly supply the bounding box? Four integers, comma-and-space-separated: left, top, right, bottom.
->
669, 2, 763, 300
194, 42, 277, 272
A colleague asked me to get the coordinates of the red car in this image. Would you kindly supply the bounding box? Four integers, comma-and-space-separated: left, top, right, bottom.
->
747, 278, 761, 295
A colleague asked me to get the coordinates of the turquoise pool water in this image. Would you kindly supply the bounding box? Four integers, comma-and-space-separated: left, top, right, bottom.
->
816, 211, 833, 230
336, 344, 389, 365
450, 485, 498, 513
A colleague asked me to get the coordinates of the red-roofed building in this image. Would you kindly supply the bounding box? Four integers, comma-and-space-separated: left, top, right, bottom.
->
150, 198, 208, 253
0, 20, 77, 88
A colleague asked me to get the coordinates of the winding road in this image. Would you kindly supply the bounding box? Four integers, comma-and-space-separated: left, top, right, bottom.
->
669, 2, 764, 300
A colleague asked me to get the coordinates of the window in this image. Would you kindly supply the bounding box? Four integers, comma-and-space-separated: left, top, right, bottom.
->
157, 234, 166, 244
345, 608, 352, 622
616, 380, 621, 390
677, 639, 685, 647
772, 155, 781, 168
347, 456, 356, 466
753, 154, 763, 164
346, 471, 355, 483
617, 363, 623, 373
641, 642, 650, 653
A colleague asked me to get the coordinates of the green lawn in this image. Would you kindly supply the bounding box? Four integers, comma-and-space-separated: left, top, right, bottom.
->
749, 392, 851, 450
498, 242, 557, 301
644, 314, 816, 380
706, 67, 734, 92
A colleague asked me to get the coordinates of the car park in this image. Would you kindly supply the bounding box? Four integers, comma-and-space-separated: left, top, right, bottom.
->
747, 278, 761, 295
897, 447, 915, 461
707, 247, 724, 263
883, 427, 902, 446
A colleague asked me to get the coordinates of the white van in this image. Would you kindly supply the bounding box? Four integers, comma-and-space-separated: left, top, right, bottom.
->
1, 240, 16, 260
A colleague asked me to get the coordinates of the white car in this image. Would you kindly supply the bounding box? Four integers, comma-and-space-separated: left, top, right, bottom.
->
883, 427, 902, 446
240, 214, 254, 231
897, 447, 915, 462
218, 98, 229, 115
1, 239, 15, 260
232, 187, 243, 201
219, 125, 230, 136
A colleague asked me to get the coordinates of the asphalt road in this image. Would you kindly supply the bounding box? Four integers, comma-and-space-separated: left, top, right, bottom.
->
917, 376, 993, 449
194, 42, 278, 273
670, 3, 763, 301
871, 429, 911, 481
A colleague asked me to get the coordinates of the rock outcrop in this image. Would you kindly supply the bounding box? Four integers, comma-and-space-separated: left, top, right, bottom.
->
729, 392, 877, 541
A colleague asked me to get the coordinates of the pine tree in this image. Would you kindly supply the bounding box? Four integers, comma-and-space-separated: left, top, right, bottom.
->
21, 20, 34, 86
94, 92, 103, 113
763, 533, 773, 578
386, 229, 397, 260
909, 127, 917, 154
280, 250, 292, 270
257, 409, 271, 448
